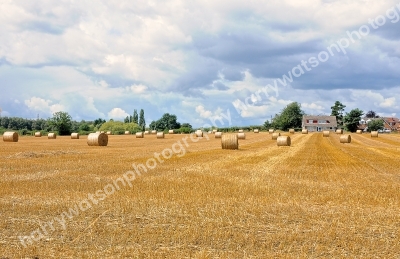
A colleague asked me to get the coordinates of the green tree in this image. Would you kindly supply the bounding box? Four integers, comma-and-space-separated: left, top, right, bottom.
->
48, 111, 73, 135
149, 113, 181, 131
331, 101, 346, 128
133, 109, 138, 124
124, 116, 130, 123
365, 110, 378, 118
367, 119, 384, 132
139, 109, 145, 131
94, 118, 106, 129
271, 102, 304, 131
343, 108, 363, 132
263, 120, 272, 129
99, 121, 141, 135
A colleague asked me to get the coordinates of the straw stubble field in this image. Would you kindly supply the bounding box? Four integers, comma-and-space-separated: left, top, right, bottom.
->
0, 132, 399, 258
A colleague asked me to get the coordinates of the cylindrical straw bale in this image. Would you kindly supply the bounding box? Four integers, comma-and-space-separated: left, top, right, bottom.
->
151, 130, 157, 134
238, 129, 244, 133
106, 131, 112, 135
221, 134, 238, 150
71, 133, 79, 139
237, 132, 246, 139
168, 130, 174, 134
3, 131, 18, 142
35, 132, 42, 137
356, 130, 362, 134
48, 133, 56, 139
195, 130, 203, 137
323, 131, 330, 137
144, 131, 149, 135
208, 131, 212, 134
124, 131, 131, 135
212, 129, 217, 133
87, 132, 108, 146
371, 131, 378, 138
340, 134, 351, 143
136, 132, 144, 138
269, 129, 274, 134
254, 129, 259, 133
156, 132, 164, 139
336, 129, 343, 134
272, 132, 281, 140
215, 132, 222, 138
100, 131, 104, 133
301, 129, 308, 134
289, 128, 295, 134
277, 136, 291, 146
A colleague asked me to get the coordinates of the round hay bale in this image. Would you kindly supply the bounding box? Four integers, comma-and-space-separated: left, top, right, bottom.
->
195, 130, 203, 137
87, 132, 108, 146
34, 132, 42, 137
340, 134, 351, 143
269, 129, 274, 134
301, 129, 308, 134
289, 128, 295, 134
151, 130, 157, 134
272, 132, 281, 140
277, 136, 291, 146
100, 131, 105, 133
212, 129, 217, 134
96, 131, 100, 133
71, 133, 79, 139
48, 133, 56, 139
237, 132, 246, 139
156, 132, 164, 139
323, 131, 330, 137
221, 134, 238, 150
168, 130, 174, 134
238, 129, 244, 133
215, 132, 222, 138
106, 131, 112, 135
124, 131, 131, 135
371, 131, 378, 138
254, 129, 259, 133
136, 132, 144, 138
356, 130, 362, 134
208, 131, 212, 134
336, 129, 343, 134
144, 131, 149, 135
3, 131, 18, 142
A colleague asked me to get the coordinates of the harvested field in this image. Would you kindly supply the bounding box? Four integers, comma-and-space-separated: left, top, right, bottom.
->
0, 132, 399, 258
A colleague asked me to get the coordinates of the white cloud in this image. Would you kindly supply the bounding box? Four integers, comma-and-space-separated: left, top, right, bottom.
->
24, 97, 64, 116
107, 108, 129, 120
195, 105, 213, 118
380, 97, 396, 108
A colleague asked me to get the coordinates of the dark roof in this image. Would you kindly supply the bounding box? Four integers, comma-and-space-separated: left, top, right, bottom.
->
302, 115, 338, 127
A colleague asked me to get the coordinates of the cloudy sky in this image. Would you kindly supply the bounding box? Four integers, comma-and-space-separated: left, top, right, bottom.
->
1, 0, 400, 127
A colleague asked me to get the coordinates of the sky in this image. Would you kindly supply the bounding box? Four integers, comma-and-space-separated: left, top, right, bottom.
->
1, 0, 400, 127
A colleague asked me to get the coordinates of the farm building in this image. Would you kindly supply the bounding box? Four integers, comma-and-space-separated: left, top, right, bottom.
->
302, 115, 337, 132
358, 117, 400, 132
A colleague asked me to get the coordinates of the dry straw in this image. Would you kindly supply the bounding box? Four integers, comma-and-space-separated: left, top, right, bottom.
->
277, 136, 291, 146
272, 132, 280, 140
238, 129, 244, 133
34, 132, 41, 137
48, 133, 56, 139
136, 132, 144, 138
71, 133, 79, 139
302, 129, 308, 134
124, 131, 131, 135
96, 131, 100, 133
3, 131, 18, 142
157, 132, 164, 139
215, 132, 222, 138
371, 131, 378, 138
356, 130, 362, 134
208, 131, 212, 134
168, 130, 174, 134
100, 131, 105, 133
269, 129, 274, 134
195, 130, 203, 137
221, 134, 238, 150
106, 131, 112, 135
212, 129, 217, 133
336, 129, 343, 134
87, 132, 108, 146
289, 128, 295, 134
237, 132, 246, 139
340, 135, 351, 143
151, 130, 157, 134
323, 131, 330, 137
144, 131, 149, 135
254, 129, 259, 133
